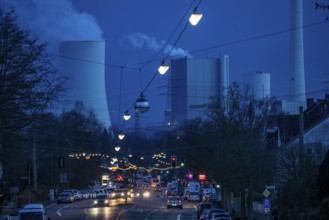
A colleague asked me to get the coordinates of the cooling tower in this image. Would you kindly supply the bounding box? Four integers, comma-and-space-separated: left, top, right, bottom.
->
59, 41, 112, 128
243, 71, 271, 99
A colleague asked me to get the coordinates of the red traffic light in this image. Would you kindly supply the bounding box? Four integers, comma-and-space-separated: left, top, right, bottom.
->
171, 156, 177, 167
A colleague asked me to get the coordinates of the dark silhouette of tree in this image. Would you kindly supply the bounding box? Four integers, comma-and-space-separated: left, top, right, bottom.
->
318, 150, 329, 201
179, 83, 275, 220
0, 7, 68, 140
315, 1, 329, 20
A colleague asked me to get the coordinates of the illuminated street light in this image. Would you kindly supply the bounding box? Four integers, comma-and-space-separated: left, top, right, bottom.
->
158, 60, 169, 75
135, 93, 150, 113
118, 132, 125, 140
123, 111, 131, 120
189, 8, 203, 26
115, 145, 121, 152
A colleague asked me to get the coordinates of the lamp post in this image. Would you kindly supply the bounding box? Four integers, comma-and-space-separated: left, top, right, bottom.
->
27, 162, 33, 203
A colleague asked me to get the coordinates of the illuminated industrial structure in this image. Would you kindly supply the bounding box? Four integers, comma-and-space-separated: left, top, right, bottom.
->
59, 41, 112, 128
168, 55, 229, 125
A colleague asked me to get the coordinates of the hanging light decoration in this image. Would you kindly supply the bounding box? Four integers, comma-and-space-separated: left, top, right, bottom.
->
118, 132, 125, 140
158, 60, 170, 75
85, 153, 90, 160
135, 93, 150, 113
189, 8, 203, 26
115, 145, 121, 152
123, 111, 131, 120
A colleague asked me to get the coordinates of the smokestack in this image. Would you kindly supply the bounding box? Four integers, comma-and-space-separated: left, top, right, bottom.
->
289, 0, 306, 108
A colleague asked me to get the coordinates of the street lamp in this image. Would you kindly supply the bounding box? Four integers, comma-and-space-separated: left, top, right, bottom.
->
135, 93, 150, 113
118, 132, 125, 140
123, 111, 131, 120
158, 60, 169, 75
115, 145, 121, 152
189, 8, 203, 26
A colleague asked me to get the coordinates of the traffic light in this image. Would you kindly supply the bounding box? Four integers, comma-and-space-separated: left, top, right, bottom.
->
171, 156, 177, 167
180, 156, 185, 167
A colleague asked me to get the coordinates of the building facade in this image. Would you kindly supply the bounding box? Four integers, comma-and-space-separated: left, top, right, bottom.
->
243, 71, 271, 100
168, 56, 229, 125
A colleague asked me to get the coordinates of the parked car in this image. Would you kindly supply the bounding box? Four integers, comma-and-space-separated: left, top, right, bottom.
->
57, 192, 75, 204
200, 209, 210, 220
212, 212, 232, 220
204, 208, 228, 220
166, 196, 183, 209
196, 202, 213, 219
93, 194, 109, 207
63, 189, 81, 200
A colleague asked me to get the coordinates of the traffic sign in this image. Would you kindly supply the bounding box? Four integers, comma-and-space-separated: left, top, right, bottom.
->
266, 185, 276, 190
263, 189, 271, 197
263, 198, 271, 213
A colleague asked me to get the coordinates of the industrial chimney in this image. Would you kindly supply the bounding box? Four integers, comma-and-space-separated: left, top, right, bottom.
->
282, 0, 307, 114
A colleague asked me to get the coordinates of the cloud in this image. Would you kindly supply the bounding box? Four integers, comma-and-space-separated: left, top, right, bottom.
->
125, 32, 192, 58
0, 0, 103, 48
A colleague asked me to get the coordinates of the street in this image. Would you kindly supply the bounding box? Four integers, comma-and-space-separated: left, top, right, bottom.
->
36, 189, 197, 220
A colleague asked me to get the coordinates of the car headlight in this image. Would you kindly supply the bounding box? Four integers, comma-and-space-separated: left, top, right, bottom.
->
121, 193, 124, 196
94, 201, 98, 204
105, 200, 109, 203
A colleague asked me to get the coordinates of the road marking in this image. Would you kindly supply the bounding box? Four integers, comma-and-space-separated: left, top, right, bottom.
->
115, 204, 136, 220
177, 214, 181, 220
145, 208, 161, 220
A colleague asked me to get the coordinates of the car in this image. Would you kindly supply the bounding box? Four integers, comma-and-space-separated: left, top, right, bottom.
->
166, 196, 183, 209
23, 203, 45, 210
200, 209, 210, 220
196, 202, 213, 219
57, 192, 75, 204
212, 212, 232, 220
187, 191, 201, 202
18, 206, 50, 220
110, 189, 125, 199
204, 208, 228, 220
93, 194, 109, 207
63, 189, 81, 200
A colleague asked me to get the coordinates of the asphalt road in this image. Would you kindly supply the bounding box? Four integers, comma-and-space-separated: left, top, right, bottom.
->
43, 189, 198, 220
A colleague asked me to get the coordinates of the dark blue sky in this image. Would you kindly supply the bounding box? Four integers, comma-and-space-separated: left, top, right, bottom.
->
1, 0, 329, 129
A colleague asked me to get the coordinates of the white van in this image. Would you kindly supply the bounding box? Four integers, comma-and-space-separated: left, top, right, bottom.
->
18, 206, 50, 220
187, 181, 200, 191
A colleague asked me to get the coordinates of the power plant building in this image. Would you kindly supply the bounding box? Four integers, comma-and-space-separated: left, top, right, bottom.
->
169, 55, 229, 125
59, 41, 112, 128
243, 71, 271, 100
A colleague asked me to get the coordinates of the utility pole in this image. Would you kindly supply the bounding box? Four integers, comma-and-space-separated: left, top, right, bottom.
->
32, 132, 37, 190
299, 106, 304, 153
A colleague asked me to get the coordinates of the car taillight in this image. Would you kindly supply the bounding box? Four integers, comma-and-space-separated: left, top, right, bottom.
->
179, 200, 182, 203
167, 200, 170, 203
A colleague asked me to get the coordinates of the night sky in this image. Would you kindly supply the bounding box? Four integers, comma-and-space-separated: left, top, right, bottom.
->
1, 0, 329, 129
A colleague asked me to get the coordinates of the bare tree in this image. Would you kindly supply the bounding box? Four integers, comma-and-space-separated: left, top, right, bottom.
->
0, 8, 68, 140
180, 83, 275, 219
